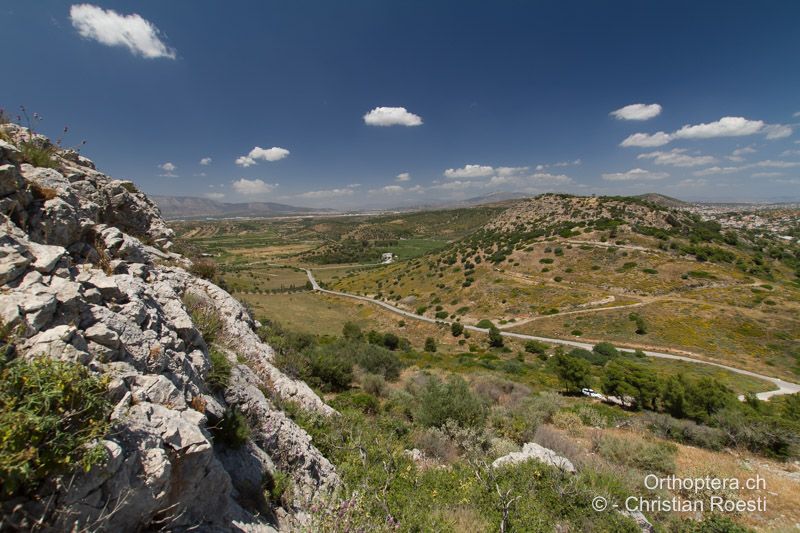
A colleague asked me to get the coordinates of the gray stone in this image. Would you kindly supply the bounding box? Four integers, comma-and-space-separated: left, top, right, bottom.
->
492, 442, 576, 473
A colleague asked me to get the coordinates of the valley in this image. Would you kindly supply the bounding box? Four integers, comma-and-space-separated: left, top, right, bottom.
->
172, 192, 800, 531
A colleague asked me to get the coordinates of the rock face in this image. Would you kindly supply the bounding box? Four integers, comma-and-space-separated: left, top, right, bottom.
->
491, 442, 576, 473
0, 123, 339, 531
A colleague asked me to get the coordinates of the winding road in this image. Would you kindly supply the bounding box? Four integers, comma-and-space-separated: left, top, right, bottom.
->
304, 269, 800, 400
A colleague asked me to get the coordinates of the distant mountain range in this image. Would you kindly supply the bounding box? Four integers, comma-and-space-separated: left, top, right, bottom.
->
151, 196, 335, 220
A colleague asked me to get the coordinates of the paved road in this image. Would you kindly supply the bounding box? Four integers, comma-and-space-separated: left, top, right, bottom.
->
304, 269, 800, 400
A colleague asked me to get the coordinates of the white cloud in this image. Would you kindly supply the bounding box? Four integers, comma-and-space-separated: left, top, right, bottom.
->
610, 103, 662, 121
621, 116, 789, 148
395, 172, 411, 182
673, 116, 764, 139
158, 162, 177, 177
780, 149, 800, 157
763, 124, 793, 139
203, 192, 225, 200
444, 164, 495, 178
235, 146, 290, 167
297, 186, 358, 199
754, 160, 800, 168
637, 148, 716, 167
231, 178, 278, 195
692, 166, 740, 177
69, 4, 176, 59
601, 168, 669, 181
431, 180, 477, 191
728, 145, 756, 161
620, 131, 672, 148
199, 157, 212, 166
363, 106, 423, 127
794, 111, 800, 118
552, 159, 582, 167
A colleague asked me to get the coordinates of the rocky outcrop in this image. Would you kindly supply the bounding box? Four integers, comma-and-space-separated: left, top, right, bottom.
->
0, 123, 339, 531
491, 442, 576, 473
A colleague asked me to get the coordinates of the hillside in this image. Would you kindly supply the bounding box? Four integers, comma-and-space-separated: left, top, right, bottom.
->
153, 194, 332, 220
0, 124, 337, 530
333, 193, 800, 379
173, 187, 800, 532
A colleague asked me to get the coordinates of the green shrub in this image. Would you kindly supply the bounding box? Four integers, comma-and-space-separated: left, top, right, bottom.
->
351, 342, 402, 380
451, 322, 464, 337
0, 355, 111, 498
424, 337, 437, 352
476, 319, 494, 329
183, 293, 223, 344
208, 348, 233, 392
416, 375, 486, 428
342, 321, 363, 340
20, 140, 57, 169
211, 407, 250, 448
330, 391, 379, 415
309, 349, 353, 392
524, 340, 548, 355
361, 373, 386, 396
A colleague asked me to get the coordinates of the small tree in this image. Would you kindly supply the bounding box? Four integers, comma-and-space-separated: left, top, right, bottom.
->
551, 353, 591, 393
424, 337, 437, 352
451, 322, 464, 337
488, 326, 504, 348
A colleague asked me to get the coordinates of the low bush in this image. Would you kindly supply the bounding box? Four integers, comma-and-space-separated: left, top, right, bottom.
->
207, 348, 233, 392
593, 433, 677, 474
211, 407, 250, 448
416, 375, 486, 428
0, 355, 111, 498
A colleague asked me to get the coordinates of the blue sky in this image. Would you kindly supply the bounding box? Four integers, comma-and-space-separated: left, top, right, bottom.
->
2, 1, 799, 208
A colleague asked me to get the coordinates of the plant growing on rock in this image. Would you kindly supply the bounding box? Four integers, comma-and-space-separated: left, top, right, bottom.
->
0, 346, 111, 499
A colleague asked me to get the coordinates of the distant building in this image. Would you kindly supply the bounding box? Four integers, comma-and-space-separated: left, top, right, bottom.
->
381, 252, 396, 264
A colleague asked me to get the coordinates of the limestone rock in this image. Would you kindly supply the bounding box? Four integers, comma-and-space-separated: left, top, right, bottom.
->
491, 442, 576, 473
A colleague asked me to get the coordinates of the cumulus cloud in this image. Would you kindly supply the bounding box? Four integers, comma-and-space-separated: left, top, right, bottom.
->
158, 162, 177, 177
69, 4, 176, 59
235, 146, 290, 167
637, 148, 716, 167
203, 192, 225, 200
444, 164, 495, 179
363, 106, 423, 127
620, 131, 672, 148
610, 103, 662, 121
673, 117, 764, 139
621, 116, 788, 148
601, 168, 669, 181
231, 178, 278, 195
199, 157, 212, 166
395, 172, 411, 182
